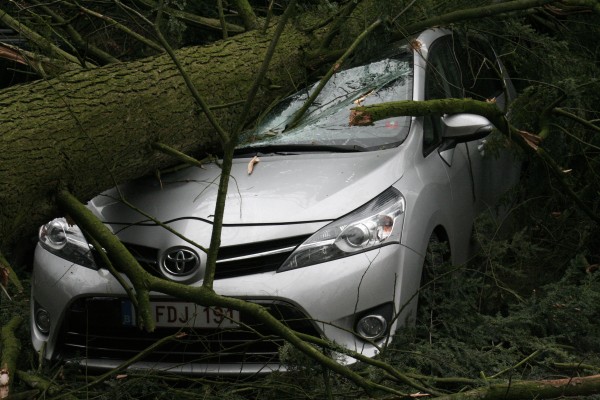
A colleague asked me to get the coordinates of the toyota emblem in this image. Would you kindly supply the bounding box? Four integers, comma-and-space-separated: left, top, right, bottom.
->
162, 248, 200, 276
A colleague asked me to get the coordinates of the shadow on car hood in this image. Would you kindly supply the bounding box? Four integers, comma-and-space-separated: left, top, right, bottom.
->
90, 149, 404, 225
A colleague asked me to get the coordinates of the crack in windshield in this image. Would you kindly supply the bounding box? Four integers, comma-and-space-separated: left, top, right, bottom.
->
240, 52, 413, 152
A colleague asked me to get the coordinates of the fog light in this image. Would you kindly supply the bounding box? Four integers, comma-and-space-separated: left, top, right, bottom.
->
356, 315, 387, 340
35, 308, 51, 334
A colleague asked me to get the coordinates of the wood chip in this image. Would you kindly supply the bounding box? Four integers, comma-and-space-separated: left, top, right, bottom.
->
247, 156, 260, 175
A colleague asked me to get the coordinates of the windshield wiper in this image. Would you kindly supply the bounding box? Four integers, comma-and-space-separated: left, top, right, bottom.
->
234, 144, 368, 157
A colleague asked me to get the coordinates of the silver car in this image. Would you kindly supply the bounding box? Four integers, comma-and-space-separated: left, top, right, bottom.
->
31, 29, 520, 374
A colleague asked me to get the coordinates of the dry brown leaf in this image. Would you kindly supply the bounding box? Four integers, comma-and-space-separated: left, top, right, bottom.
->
247, 156, 260, 175
409, 39, 423, 51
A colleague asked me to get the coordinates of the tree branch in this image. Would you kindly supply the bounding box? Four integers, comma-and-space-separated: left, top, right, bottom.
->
133, 0, 245, 33
554, 107, 600, 134
0, 7, 83, 66
0, 253, 23, 294
561, 0, 600, 14
232, 0, 298, 136
63, 1, 164, 53
32, 0, 121, 65
151, 142, 215, 169
15, 371, 72, 399
0, 316, 23, 398
317, 0, 361, 51
217, 0, 228, 39
350, 98, 506, 130
56, 189, 156, 331
295, 331, 444, 396
351, 98, 600, 225
204, 0, 299, 291
51, 333, 185, 399
116, 0, 231, 144
287, 17, 383, 130
232, 0, 260, 30
148, 277, 409, 397
394, 0, 561, 37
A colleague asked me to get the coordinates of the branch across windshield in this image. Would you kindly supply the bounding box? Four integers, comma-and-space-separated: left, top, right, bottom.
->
240, 53, 413, 151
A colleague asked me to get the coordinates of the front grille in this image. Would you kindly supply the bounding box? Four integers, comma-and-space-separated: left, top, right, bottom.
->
124, 243, 161, 276
214, 235, 309, 279
113, 236, 310, 280
58, 297, 320, 366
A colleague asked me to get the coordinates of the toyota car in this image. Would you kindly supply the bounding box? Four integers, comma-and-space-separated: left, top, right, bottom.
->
31, 29, 520, 374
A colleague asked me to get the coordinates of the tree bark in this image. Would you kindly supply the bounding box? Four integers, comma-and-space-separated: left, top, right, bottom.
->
435, 374, 600, 400
0, 26, 312, 253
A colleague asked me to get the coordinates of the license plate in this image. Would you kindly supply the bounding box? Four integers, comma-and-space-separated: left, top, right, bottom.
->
121, 300, 240, 329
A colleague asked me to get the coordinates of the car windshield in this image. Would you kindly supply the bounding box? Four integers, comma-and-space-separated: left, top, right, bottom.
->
239, 51, 413, 151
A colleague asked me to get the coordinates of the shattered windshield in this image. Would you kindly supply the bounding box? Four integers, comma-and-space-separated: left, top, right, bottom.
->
240, 52, 413, 150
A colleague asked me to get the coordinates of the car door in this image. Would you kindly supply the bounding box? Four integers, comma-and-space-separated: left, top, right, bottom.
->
423, 35, 480, 259
451, 35, 520, 215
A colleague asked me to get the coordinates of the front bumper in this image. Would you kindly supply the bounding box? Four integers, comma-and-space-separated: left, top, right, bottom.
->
31, 240, 423, 374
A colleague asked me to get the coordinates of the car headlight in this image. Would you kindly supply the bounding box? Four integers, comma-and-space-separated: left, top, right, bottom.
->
278, 187, 405, 272
39, 218, 96, 269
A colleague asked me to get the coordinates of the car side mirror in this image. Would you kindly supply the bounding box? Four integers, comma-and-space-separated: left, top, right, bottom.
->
437, 113, 493, 167
441, 113, 493, 142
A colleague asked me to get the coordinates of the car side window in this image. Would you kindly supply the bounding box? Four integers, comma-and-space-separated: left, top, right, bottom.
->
422, 35, 504, 156
454, 36, 505, 101
423, 37, 462, 156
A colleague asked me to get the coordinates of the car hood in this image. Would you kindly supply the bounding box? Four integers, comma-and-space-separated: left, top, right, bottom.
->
90, 149, 404, 225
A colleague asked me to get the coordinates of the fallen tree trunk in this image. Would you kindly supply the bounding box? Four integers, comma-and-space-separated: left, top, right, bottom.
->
0, 26, 312, 254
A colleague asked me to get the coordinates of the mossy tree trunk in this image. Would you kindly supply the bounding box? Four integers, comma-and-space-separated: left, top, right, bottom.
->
0, 26, 311, 255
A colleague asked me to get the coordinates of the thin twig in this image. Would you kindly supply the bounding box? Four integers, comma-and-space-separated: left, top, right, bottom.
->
232, 0, 298, 137
32, 0, 120, 64
286, 18, 382, 130
49, 333, 184, 399
152, 142, 215, 169
116, 0, 230, 144
217, 0, 228, 39
64, 1, 164, 52
489, 349, 542, 379
554, 107, 600, 134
